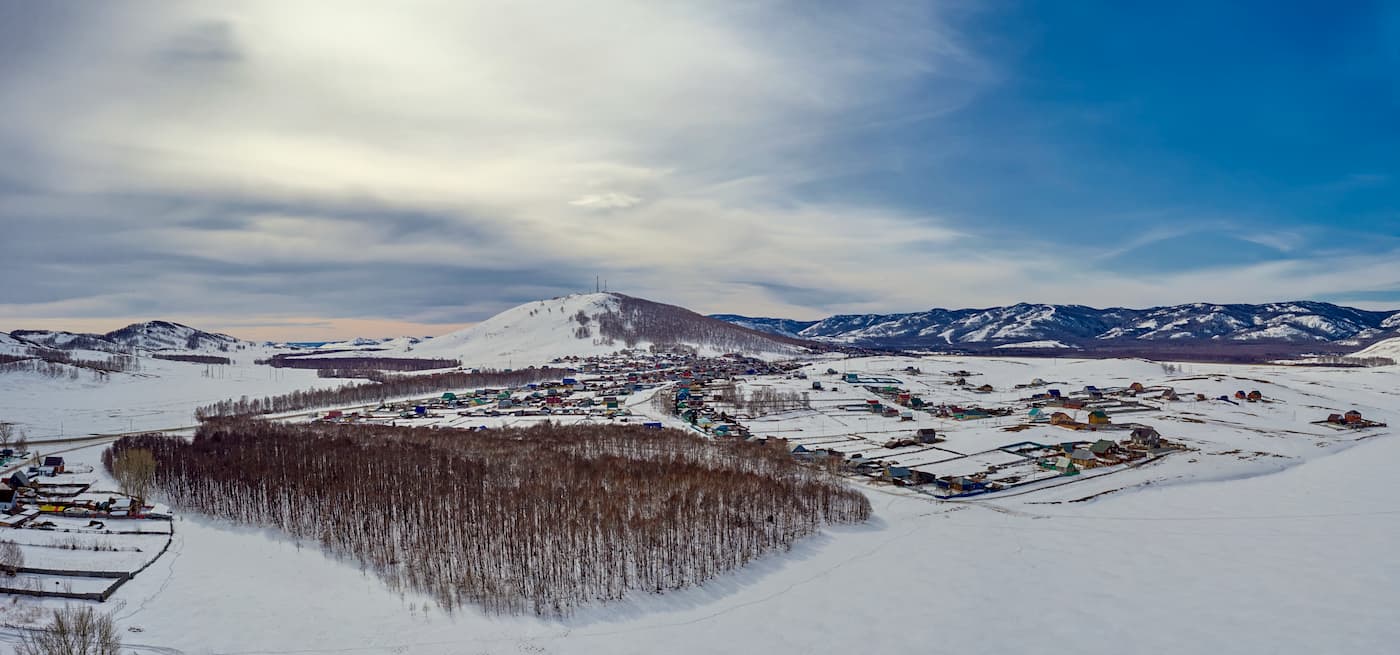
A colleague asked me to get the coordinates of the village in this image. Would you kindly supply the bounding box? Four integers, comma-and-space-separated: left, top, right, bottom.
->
296, 352, 1388, 503
0, 447, 174, 603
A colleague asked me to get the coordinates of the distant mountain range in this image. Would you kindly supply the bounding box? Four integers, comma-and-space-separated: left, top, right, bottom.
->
712, 301, 1400, 357
8, 299, 1397, 367
5, 320, 252, 355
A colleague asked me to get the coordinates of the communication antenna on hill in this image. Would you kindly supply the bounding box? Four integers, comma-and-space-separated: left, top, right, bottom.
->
595, 276, 600, 293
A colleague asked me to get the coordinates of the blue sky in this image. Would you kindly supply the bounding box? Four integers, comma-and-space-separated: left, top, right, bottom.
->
0, 1, 1396, 339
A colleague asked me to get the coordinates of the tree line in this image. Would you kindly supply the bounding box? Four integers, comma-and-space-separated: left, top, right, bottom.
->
152, 353, 233, 365
193, 367, 570, 418
109, 419, 870, 616
256, 354, 460, 371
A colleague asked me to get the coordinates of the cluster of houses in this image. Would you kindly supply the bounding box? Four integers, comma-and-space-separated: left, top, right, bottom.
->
1318, 409, 1387, 430
0, 455, 168, 527
314, 353, 797, 426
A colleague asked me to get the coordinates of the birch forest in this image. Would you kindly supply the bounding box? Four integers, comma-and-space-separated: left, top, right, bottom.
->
108, 420, 870, 616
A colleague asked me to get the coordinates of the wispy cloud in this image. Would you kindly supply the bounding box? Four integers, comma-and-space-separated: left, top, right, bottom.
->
0, 1, 1396, 339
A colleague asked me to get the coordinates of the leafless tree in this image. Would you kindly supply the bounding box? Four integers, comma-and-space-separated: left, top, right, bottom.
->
0, 539, 24, 575
15, 605, 121, 655
110, 419, 870, 617
111, 449, 157, 505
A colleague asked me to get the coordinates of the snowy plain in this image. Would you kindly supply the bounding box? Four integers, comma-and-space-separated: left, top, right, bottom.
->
0, 353, 1396, 654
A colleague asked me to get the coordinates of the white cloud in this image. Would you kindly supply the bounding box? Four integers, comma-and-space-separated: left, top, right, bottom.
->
3, 1, 1394, 337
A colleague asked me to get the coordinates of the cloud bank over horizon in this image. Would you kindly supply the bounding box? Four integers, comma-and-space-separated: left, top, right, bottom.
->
2, 1, 1397, 340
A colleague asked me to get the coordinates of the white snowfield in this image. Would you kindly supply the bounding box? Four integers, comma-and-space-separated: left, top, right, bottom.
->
0, 354, 1397, 654
1352, 335, 1400, 359
0, 344, 337, 439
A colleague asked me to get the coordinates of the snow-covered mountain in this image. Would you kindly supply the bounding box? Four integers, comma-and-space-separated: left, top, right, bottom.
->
706, 315, 819, 339
714, 301, 1400, 351
9, 321, 252, 354
413, 293, 812, 367
105, 321, 250, 352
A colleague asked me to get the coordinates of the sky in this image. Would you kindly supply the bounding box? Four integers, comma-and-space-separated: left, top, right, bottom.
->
1, 0, 1397, 341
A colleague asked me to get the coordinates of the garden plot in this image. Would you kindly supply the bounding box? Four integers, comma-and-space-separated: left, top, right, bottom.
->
0, 572, 118, 597
9, 530, 170, 573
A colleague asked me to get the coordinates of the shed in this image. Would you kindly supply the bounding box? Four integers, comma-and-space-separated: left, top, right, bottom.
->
1247, 390, 1263, 402
1344, 410, 1363, 424
884, 466, 912, 483
41, 456, 65, 474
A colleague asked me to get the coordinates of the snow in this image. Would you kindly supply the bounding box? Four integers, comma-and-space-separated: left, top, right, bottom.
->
1, 354, 1398, 653
1351, 336, 1400, 360
993, 340, 1076, 349
413, 293, 802, 367
0, 344, 338, 439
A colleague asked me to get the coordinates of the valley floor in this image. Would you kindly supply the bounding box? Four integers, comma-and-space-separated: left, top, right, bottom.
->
1, 355, 1396, 654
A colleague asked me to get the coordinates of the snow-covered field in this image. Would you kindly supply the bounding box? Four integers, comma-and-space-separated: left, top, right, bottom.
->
0, 348, 336, 440
1, 355, 1397, 654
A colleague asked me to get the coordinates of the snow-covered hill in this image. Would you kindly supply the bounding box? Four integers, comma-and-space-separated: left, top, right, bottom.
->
414, 293, 811, 367
1351, 336, 1400, 360
716, 301, 1400, 351
313, 336, 427, 351
104, 320, 251, 352
8, 320, 254, 355
9, 321, 252, 354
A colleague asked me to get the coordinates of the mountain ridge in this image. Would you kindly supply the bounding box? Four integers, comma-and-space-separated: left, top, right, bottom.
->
711, 301, 1400, 352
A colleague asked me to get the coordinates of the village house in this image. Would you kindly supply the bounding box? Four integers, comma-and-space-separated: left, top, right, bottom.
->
1050, 411, 1076, 426
1130, 427, 1162, 449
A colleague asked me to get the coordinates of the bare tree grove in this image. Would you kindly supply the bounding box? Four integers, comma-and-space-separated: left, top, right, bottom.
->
108, 420, 870, 616
194, 367, 570, 419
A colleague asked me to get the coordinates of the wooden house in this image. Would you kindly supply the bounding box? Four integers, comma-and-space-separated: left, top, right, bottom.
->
1247, 390, 1263, 402
1050, 412, 1076, 426
1069, 448, 1098, 469
1130, 427, 1162, 449
1089, 439, 1118, 456
41, 456, 65, 475
1087, 410, 1110, 426
1344, 410, 1364, 425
